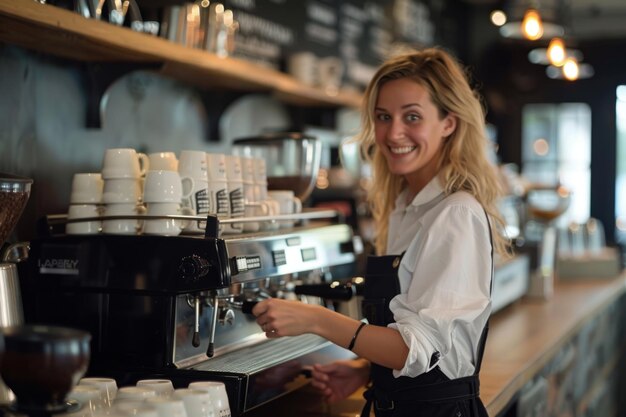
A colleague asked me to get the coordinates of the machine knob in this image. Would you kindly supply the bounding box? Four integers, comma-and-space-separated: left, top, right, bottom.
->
179, 255, 211, 280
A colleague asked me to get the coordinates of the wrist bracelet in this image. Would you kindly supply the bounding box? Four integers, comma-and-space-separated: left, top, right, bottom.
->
348, 321, 367, 351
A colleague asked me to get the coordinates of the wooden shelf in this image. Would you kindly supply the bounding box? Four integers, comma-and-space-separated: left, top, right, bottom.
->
0, 0, 363, 108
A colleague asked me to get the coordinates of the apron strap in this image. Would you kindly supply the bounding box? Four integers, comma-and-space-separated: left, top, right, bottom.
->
474, 211, 494, 374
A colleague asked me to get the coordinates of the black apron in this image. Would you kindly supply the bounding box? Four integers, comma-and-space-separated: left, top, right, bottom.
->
360, 220, 493, 417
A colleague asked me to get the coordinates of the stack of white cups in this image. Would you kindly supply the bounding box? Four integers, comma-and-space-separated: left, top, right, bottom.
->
142, 170, 190, 236
67, 173, 104, 235
179, 150, 210, 234
64, 377, 227, 417
224, 155, 244, 234
205, 153, 231, 234
101, 148, 149, 235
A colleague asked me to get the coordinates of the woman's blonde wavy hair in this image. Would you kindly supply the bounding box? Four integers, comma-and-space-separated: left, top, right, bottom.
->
355, 47, 510, 257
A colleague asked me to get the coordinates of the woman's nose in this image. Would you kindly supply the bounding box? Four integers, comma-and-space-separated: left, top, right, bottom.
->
388, 119, 406, 139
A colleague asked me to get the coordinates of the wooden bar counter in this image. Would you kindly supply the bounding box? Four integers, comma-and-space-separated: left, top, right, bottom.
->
246, 271, 626, 416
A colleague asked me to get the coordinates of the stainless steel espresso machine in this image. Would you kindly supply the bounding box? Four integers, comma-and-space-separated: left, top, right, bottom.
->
18, 212, 361, 416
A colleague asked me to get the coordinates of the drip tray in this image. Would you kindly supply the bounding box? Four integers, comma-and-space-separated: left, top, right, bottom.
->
192, 334, 330, 374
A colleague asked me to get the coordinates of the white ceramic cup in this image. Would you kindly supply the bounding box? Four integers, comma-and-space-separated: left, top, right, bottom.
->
114, 400, 159, 417
179, 151, 211, 233
206, 180, 230, 218
102, 148, 149, 179
143, 170, 187, 203
267, 190, 302, 228
143, 202, 192, 236
173, 389, 215, 417
145, 396, 188, 417
187, 382, 230, 417
149, 152, 179, 171
181, 177, 210, 234
116, 386, 158, 402
206, 153, 228, 182
287, 51, 318, 86
252, 158, 267, 184
243, 202, 270, 233
67, 385, 107, 414
136, 379, 175, 398
102, 203, 145, 235
103, 178, 143, 204
239, 156, 265, 232
79, 377, 118, 406
66, 204, 102, 235
70, 173, 104, 204
179, 150, 209, 182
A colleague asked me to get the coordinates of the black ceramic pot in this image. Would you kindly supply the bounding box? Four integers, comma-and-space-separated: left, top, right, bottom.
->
0, 325, 90, 414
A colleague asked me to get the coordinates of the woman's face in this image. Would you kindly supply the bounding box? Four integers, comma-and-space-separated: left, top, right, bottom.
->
374, 77, 456, 192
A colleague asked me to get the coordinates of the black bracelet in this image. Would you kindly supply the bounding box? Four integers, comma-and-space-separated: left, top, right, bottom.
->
348, 321, 367, 351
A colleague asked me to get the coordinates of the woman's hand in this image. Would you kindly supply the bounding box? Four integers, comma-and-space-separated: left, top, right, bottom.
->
252, 298, 322, 338
310, 358, 371, 403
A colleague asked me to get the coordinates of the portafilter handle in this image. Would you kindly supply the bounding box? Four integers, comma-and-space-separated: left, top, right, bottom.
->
294, 280, 364, 301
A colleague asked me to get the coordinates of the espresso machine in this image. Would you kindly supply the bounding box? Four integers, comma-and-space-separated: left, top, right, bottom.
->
18, 211, 361, 416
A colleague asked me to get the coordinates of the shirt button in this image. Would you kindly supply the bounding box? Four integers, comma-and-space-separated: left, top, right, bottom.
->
392, 257, 400, 268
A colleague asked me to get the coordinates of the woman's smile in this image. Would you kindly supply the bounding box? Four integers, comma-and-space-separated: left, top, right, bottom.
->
389, 145, 417, 155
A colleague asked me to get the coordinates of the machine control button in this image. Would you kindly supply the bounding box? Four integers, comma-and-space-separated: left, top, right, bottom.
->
179, 255, 211, 280
272, 250, 287, 266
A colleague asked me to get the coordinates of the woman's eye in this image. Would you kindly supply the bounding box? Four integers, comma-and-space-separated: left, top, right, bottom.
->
406, 114, 420, 122
375, 113, 390, 121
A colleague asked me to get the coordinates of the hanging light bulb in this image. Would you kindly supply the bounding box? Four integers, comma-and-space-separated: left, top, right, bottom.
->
562, 57, 580, 81
522, 8, 544, 40
547, 37, 566, 66
490, 10, 507, 26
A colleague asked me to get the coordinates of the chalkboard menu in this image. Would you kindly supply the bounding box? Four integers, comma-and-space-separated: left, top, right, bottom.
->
222, 0, 438, 90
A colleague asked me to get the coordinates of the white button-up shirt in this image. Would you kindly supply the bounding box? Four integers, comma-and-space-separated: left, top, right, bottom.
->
386, 177, 492, 379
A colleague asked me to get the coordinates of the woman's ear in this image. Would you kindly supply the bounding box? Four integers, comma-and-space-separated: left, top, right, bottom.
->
443, 113, 457, 138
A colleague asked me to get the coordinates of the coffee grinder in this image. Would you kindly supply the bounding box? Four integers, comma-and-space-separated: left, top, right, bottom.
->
0, 173, 33, 404
521, 185, 570, 299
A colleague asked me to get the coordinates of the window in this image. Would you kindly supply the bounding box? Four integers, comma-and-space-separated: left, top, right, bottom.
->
522, 103, 592, 226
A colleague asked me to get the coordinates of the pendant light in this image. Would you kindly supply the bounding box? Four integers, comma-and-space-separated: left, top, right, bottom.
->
522, 8, 543, 40
546, 61, 594, 81
498, 1, 564, 40
546, 37, 566, 66
562, 57, 580, 81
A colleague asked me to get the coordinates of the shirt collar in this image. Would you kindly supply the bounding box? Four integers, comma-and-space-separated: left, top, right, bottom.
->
396, 176, 445, 210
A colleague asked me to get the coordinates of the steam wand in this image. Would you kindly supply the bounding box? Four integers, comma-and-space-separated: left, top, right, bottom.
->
192, 295, 201, 347
206, 291, 220, 358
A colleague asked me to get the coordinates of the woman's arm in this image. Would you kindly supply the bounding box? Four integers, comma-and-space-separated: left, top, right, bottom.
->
252, 299, 410, 370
